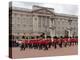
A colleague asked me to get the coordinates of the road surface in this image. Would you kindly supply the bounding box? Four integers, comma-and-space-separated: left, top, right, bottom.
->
11, 45, 78, 59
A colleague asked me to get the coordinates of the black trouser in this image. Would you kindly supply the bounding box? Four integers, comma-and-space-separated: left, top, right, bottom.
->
54, 43, 57, 49
48, 42, 52, 48
33, 44, 38, 49
36, 44, 38, 49
64, 42, 67, 47
69, 42, 72, 46
52, 42, 55, 47
25, 44, 28, 48
23, 46, 25, 50
59, 42, 62, 48
20, 45, 25, 50
20, 46, 23, 50
74, 41, 78, 45
29, 44, 33, 48
76, 42, 78, 45
43, 44, 48, 50
39, 44, 42, 50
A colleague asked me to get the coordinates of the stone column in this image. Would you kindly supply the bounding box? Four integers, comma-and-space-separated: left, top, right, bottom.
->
49, 18, 55, 41
52, 19, 55, 37
49, 19, 53, 38
33, 15, 38, 33
68, 29, 72, 37
68, 30, 70, 37
70, 29, 72, 37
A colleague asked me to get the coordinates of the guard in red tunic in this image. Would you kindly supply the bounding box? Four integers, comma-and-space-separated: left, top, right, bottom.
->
75, 38, 78, 45
20, 40, 26, 51
69, 37, 72, 46
28, 40, 33, 48
48, 38, 52, 48
63, 37, 68, 47
58, 37, 63, 48
38, 40, 43, 50
73, 38, 78, 45
43, 40, 48, 50
71, 37, 75, 46
53, 36, 58, 49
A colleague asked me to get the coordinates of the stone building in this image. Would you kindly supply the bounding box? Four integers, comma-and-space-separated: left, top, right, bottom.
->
9, 5, 78, 40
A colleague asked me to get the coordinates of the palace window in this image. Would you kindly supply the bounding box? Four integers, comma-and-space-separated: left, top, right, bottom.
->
35, 18, 37, 20
23, 24, 26, 27
17, 24, 20, 26
68, 20, 72, 25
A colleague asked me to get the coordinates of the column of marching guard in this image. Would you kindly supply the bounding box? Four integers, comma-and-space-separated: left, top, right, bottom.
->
20, 37, 78, 51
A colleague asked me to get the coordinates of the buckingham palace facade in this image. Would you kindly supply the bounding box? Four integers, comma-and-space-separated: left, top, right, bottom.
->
9, 5, 78, 40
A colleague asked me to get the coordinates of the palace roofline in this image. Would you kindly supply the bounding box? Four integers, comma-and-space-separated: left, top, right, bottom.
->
9, 5, 78, 18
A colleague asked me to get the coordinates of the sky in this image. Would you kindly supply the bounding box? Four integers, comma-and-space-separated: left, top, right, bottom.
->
12, 1, 78, 15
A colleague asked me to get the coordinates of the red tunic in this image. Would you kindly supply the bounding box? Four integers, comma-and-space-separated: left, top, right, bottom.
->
53, 38, 57, 43
63, 38, 68, 43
